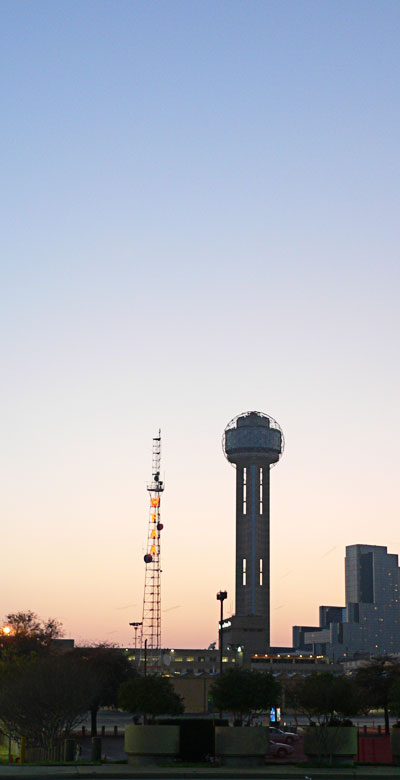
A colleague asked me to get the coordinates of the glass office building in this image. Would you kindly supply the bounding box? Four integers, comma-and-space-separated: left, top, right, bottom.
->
294, 545, 400, 660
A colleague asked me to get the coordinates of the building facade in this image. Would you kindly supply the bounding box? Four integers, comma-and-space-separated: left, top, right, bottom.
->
294, 545, 400, 659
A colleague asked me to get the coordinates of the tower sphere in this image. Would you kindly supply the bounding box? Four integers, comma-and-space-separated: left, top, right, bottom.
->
223, 410, 284, 468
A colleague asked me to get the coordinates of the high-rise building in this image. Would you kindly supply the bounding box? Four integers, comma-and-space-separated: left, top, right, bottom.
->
294, 545, 400, 659
345, 544, 400, 608
221, 411, 284, 655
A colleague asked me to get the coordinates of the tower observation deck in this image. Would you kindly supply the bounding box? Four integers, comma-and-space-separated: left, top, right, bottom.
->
223, 411, 284, 652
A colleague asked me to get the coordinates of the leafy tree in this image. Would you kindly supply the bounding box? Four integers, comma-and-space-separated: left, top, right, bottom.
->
288, 671, 360, 725
119, 674, 184, 724
388, 678, 400, 724
355, 658, 400, 735
210, 668, 280, 724
1, 611, 63, 657
73, 644, 136, 736
0, 654, 94, 750
287, 671, 361, 765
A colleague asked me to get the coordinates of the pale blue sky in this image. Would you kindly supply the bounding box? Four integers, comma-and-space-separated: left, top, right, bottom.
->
1, 0, 399, 646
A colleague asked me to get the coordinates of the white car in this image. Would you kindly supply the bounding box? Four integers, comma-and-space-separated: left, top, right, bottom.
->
268, 727, 300, 746
267, 741, 295, 759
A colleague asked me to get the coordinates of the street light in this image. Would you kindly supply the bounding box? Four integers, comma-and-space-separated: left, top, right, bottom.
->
216, 590, 227, 676
129, 622, 142, 653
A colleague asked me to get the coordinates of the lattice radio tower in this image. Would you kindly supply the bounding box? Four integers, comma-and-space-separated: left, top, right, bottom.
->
140, 431, 164, 665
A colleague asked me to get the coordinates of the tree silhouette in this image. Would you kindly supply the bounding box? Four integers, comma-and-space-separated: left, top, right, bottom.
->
355, 658, 400, 735
0, 654, 94, 749
210, 668, 280, 724
119, 674, 184, 724
1, 611, 63, 657
287, 671, 360, 724
73, 644, 136, 735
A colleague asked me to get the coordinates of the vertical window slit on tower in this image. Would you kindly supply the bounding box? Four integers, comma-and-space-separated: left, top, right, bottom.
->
259, 467, 263, 513
243, 467, 247, 515
259, 558, 263, 586
242, 558, 246, 586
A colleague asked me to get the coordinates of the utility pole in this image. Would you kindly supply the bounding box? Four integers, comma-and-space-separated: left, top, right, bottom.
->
129, 621, 142, 653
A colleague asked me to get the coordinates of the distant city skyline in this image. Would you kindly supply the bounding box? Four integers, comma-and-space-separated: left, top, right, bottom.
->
1, 0, 400, 648
294, 544, 400, 659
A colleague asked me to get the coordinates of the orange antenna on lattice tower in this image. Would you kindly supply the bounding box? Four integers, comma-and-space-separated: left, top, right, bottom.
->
139, 431, 164, 669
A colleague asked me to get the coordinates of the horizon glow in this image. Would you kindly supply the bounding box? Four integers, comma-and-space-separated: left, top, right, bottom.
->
1, 0, 400, 649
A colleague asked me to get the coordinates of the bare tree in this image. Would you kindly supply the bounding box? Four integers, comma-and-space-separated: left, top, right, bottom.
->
355, 657, 400, 735
73, 643, 136, 735
0, 654, 94, 750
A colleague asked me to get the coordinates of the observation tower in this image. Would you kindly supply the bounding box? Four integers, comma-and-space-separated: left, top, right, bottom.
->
222, 411, 284, 653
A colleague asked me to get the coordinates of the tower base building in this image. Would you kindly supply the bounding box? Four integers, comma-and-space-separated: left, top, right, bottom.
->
221, 614, 269, 658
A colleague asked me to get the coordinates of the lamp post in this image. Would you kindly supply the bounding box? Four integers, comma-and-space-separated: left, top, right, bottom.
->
216, 590, 227, 676
129, 621, 142, 651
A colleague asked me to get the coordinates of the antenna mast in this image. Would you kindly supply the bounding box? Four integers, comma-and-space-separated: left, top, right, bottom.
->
140, 430, 164, 667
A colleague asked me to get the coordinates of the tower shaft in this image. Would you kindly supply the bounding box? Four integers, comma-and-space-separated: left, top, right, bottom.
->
235, 463, 270, 644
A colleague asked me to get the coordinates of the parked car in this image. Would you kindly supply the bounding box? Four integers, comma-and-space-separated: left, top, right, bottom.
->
267, 740, 295, 759
268, 727, 299, 746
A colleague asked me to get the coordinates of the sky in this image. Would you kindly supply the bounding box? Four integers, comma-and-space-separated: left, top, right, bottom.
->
1, 0, 399, 649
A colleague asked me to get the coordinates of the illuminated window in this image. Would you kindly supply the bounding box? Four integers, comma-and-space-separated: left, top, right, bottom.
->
243, 468, 247, 514
242, 558, 246, 586
259, 468, 263, 513
186, 656, 194, 662
259, 558, 263, 586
